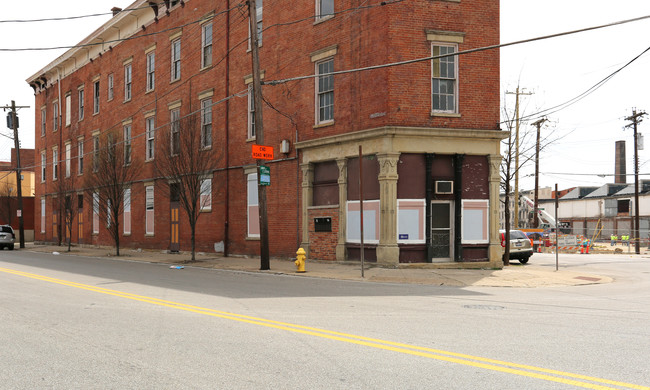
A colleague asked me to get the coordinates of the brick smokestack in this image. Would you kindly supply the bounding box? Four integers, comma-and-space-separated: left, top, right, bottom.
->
615, 140, 626, 184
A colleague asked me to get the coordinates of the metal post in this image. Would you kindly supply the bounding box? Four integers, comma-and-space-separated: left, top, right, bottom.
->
555, 183, 559, 271
359, 145, 364, 278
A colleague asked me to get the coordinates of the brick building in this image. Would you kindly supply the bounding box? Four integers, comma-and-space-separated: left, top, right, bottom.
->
27, 0, 503, 266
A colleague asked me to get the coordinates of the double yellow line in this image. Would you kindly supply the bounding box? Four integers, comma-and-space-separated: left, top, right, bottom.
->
1, 266, 647, 390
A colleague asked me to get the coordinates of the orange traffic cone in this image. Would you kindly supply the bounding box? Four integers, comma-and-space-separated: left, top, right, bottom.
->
580, 245, 584, 254
585, 244, 590, 254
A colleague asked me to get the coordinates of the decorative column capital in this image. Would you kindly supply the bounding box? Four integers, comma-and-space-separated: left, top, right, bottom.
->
377, 153, 400, 180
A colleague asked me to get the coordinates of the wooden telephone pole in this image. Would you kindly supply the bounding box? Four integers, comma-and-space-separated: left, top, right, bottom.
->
248, 0, 270, 270
2, 100, 30, 248
531, 117, 547, 228
625, 109, 646, 255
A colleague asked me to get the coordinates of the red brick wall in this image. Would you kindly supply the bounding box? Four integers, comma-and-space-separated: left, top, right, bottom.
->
307, 207, 338, 261
32, 0, 499, 258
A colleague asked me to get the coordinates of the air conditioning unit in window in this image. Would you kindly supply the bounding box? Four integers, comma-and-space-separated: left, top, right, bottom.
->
435, 180, 453, 194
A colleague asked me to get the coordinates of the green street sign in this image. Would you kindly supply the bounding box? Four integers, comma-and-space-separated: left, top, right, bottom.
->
259, 165, 270, 186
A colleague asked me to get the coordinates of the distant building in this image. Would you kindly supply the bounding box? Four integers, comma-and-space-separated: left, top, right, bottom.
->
0, 148, 36, 241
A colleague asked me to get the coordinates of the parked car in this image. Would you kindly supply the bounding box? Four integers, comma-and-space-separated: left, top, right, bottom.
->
0, 225, 15, 250
500, 229, 533, 264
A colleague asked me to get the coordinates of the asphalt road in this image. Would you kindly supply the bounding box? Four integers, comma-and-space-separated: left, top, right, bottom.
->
1, 250, 648, 389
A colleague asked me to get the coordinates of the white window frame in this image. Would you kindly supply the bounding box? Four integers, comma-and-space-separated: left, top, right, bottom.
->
41, 108, 46, 136
397, 199, 426, 244
146, 116, 155, 160
170, 108, 180, 155
40, 151, 46, 182
40, 198, 46, 234
316, 0, 334, 20
78, 138, 84, 175
431, 43, 458, 114
108, 73, 114, 101
65, 142, 71, 178
315, 58, 334, 125
123, 124, 132, 165
53, 101, 59, 131
247, 173, 260, 238
248, 0, 263, 48
200, 98, 212, 148
52, 147, 58, 180
93, 192, 99, 234
65, 94, 71, 127
145, 185, 154, 235
93, 80, 100, 114
346, 200, 380, 244
146, 51, 155, 92
171, 38, 181, 81
461, 199, 489, 244
123, 188, 131, 235
78, 88, 84, 120
124, 63, 132, 101
247, 84, 255, 139
201, 23, 213, 68
200, 178, 212, 211
107, 199, 112, 227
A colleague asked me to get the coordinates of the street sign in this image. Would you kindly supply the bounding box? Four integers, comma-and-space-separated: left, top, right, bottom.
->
259, 166, 270, 186
252, 144, 274, 160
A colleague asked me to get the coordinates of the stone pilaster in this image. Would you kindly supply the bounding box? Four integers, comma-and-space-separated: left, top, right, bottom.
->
376, 153, 400, 264
488, 154, 502, 267
336, 158, 348, 261
300, 163, 313, 255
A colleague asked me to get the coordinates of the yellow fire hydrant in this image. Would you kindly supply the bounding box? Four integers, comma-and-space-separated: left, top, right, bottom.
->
295, 248, 306, 273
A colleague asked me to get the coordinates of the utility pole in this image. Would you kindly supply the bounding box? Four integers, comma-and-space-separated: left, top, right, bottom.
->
531, 117, 547, 228
2, 100, 29, 248
625, 109, 646, 255
505, 87, 533, 228
248, 0, 270, 270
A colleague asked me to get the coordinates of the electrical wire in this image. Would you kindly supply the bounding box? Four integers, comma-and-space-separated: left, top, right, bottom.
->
0, 2, 161, 24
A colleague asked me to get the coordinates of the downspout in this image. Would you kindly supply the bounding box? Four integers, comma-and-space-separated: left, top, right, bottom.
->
425, 153, 433, 262
224, 0, 230, 256
454, 154, 464, 261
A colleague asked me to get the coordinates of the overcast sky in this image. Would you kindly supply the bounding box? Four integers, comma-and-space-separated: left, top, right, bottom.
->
2, 0, 650, 193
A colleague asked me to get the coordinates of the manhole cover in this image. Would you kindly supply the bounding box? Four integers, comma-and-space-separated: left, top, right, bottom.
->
463, 304, 505, 310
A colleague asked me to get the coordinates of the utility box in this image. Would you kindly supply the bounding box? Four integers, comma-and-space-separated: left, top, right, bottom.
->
314, 217, 332, 232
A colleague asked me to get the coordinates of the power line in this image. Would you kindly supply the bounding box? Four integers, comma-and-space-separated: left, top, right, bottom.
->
0, 3, 159, 24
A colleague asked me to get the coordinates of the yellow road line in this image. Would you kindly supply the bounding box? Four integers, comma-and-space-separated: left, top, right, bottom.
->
1, 266, 648, 390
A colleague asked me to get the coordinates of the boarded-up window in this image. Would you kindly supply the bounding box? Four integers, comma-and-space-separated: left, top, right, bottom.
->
397, 199, 425, 243
313, 161, 338, 206
145, 186, 154, 235
462, 199, 489, 244
247, 174, 259, 237
346, 200, 380, 244
123, 188, 131, 235
347, 156, 379, 200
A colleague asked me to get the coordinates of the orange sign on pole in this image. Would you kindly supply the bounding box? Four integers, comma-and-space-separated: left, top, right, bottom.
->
252, 144, 274, 160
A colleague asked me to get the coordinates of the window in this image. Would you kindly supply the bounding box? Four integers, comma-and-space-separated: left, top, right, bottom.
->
123, 124, 132, 165
461, 200, 489, 244
78, 88, 85, 120
397, 200, 425, 243
316, 0, 334, 19
247, 85, 255, 139
201, 23, 212, 68
146, 116, 155, 160
431, 44, 457, 113
170, 108, 180, 155
316, 58, 334, 124
93, 192, 99, 234
107, 199, 112, 227
145, 185, 154, 235
65, 142, 71, 178
200, 178, 212, 211
40, 198, 46, 234
247, 173, 259, 237
40, 151, 46, 182
123, 188, 131, 235
107, 74, 114, 101
124, 63, 132, 101
53, 101, 59, 131
346, 200, 380, 244
65, 94, 71, 127
93, 80, 100, 114
146, 52, 155, 91
201, 99, 212, 148
52, 147, 58, 180
171, 39, 181, 81
78, 139, 84, 175
248, 0, 263, 47
41, 108, 46, 136
93, 135, 99, 172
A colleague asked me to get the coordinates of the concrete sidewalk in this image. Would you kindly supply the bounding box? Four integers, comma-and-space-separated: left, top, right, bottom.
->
19, 243, 615, 288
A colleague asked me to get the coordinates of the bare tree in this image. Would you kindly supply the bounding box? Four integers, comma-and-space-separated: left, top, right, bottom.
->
84, 130, 140, 256
55, 174, 76, 251
155, 111, 221, 262
500, 103, 556, 265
